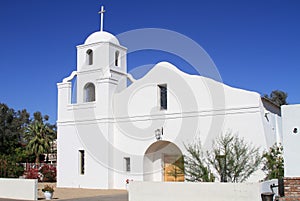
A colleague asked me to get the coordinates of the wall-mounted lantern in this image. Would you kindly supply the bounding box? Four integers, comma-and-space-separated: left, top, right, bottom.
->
155, 127, 163, 141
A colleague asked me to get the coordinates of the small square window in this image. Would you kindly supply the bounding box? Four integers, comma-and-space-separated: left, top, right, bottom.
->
124, 157, 130, 172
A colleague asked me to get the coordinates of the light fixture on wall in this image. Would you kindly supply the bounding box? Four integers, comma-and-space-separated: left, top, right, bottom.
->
264, 111, 270, 122
155, 127, 163, 141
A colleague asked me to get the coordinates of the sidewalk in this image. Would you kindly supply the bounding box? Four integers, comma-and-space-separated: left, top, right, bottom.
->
40, 184, 127, 200
0, 194, 128, 201
0, 183, 128, 201
37, 183, 127, 200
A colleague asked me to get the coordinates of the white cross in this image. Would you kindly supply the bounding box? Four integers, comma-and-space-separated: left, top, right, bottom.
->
98, 6, 105, 31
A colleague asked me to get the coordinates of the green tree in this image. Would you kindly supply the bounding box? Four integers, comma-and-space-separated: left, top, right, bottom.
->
0, 154, 24, 178
32, 112, 57, 139
0, 103, 32, 178
25, 113, 56, 163
264, 90, 288, 106
207, 132, 262, 183
14, 147, 35, 163
262, 143, 284, 180
0, 103, 30, 155
0, 103, 56, 177
184, 142, 215, 182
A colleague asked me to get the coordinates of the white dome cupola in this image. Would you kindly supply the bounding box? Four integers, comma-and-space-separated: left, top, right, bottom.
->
84, 31, 120, 45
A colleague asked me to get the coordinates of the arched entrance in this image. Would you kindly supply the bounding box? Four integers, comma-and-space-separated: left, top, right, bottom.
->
143, 140, 184, 182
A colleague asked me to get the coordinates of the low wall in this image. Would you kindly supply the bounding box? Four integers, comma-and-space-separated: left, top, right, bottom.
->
0, 178, 37, 200
283, 177, 300, 198
128, 181, 262, 201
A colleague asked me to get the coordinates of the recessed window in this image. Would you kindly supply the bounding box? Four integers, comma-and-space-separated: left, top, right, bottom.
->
158, 84, 167, 110
84, 83, 95, 102
86, 49, 93, 65
124, 157, 131, 172
115, 51, 120, 66
79, 150, 85, 175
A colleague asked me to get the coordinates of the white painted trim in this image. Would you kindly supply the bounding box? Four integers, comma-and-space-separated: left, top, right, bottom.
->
77, 41, 127, 50
63, 71, 77, 83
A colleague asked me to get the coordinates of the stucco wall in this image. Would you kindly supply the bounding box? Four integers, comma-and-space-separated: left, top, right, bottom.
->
58, 60, 280, 189
0, 178, 37, 200
282, 104, 300, 177
128, 181, 262, 201
57, 124, 111, 189
110, 62, 275, 188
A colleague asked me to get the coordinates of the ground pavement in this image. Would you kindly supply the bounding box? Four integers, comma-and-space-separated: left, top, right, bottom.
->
0, 183, 128, 201
0, 194, 128, 201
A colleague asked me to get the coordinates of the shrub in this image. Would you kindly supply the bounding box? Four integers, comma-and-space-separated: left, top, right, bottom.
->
262, 143, 284, 180
24, 168, 41, 181
184, 142, 215, 182
207, 132, 262, 182
39, 164, 56, 182
0, 154, 24, 178
24, 164, 56, 182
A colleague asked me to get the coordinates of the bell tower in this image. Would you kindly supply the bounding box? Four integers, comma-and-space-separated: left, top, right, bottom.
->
57, 6, 127, 189
75, 6, 127, 104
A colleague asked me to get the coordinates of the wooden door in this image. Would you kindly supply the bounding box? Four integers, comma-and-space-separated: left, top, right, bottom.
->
164, 155, 184, 182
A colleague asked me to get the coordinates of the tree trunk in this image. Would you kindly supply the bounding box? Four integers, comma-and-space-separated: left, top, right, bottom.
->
35, 154, 39, 164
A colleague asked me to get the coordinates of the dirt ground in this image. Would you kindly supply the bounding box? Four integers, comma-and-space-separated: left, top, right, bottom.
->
38, 183, 127, 200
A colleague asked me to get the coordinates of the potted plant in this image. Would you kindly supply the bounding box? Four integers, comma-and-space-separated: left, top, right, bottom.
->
42, 184, 54, 200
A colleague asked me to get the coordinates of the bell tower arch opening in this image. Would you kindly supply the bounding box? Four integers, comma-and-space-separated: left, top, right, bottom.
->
86, 49, 93, 65
83, 82, 95, 102
115, 50, 120, 67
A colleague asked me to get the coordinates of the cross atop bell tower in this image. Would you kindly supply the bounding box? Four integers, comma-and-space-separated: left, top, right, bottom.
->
98, 6, 105, 32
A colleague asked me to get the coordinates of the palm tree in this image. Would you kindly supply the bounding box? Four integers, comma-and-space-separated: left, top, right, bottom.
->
25, 121, 55, 163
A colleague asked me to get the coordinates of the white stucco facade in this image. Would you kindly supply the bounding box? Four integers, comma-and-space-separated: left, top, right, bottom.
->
282, 104, 300, 177
57, 25, 281, 189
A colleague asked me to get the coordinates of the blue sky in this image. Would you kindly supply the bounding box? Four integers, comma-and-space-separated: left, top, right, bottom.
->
0, 0, 299, 123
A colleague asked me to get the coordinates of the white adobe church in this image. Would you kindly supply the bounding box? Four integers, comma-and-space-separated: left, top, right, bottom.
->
57, 7, 281, 189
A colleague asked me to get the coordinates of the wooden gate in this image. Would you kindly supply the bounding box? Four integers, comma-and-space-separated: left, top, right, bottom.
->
163, 155, 184, 182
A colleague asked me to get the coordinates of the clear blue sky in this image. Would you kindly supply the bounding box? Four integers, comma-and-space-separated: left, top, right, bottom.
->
0, 0, 299, 123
